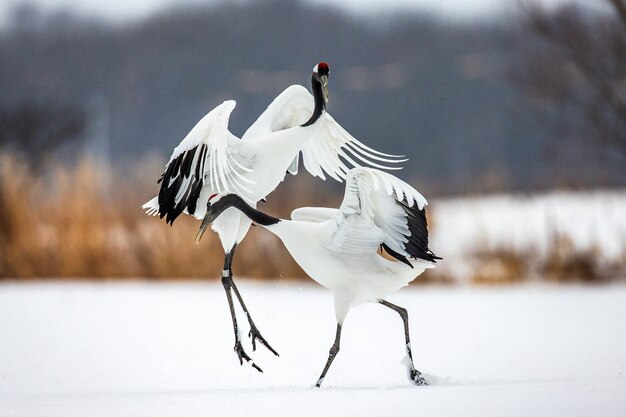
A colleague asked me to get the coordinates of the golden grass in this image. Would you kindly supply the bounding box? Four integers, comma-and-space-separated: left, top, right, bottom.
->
541, 234, 609, 283
470, 248, 531, 285
1, 154, 621, 283
0, 154, 339, 280
469, 235, 620, 285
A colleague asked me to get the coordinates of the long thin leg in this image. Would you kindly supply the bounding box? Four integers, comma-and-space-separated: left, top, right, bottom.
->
230, 281, 279, 356
379, 299, 428, 386
222, 248, 262, 373
226, 244, 279, 356
315, 323, 342, 388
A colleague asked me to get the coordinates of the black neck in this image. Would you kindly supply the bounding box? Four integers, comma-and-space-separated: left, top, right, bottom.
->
211, 194, 280, 226
301, 74, 326, 127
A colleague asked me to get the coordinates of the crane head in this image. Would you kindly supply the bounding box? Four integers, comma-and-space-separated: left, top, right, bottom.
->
194, 193, 241, 244
313, 62, 330, 104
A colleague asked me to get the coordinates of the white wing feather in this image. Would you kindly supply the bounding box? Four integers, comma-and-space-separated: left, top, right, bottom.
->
243, 84, 406, 181
242, 85, 313, 176
300, 113, 407, 182
168, 100, 253, 197
242, 85, 313, 139
328, 168, 427, 257
147, 100, 256, 224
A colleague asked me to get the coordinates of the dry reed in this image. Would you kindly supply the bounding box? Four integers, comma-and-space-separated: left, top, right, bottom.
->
0, 154, 335, 280
2, 154, 620, 283
468, 235, 620, 285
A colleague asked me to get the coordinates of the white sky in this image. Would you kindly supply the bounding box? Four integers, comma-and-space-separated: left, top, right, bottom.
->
0, 0, 606, 27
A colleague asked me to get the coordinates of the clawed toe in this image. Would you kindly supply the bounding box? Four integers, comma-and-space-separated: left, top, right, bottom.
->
248, 326, 279, 357
410, 369, 428, 386
234, 341, 263, 373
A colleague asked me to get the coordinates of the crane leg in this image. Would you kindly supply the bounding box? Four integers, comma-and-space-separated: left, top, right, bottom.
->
226, 244, 278, 356
229, 283, 279, 357
379, 299, 428, 385
221, 245, 279, 370
221, 247, 262, 372
315, 323, 342, 388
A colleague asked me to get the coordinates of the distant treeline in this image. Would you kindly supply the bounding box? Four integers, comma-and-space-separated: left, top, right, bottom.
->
1, 0, 624, 193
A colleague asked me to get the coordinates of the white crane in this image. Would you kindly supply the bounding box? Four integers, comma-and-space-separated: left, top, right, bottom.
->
195, 167, 441, 387
143, 63, 406, 372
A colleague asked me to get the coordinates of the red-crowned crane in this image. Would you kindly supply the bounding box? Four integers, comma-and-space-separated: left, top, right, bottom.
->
196, 167, 440, 386
143, 63, 406, 371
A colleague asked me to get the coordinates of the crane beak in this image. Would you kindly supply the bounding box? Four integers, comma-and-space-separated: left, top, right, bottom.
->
320, 75, 329, 104
194, 207, 214, 244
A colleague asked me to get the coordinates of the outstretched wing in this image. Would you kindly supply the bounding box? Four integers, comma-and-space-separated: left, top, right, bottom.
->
299, 112, 407, 182
243, 85, 313, 139
243, 85, 313, 175
147, 100, 253, 224
243, 84, 406, 180
328, 168, 440, 265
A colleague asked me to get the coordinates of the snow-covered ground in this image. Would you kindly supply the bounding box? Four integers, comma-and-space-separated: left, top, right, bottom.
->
1, 281, 625, 416
430, 190, 626, 280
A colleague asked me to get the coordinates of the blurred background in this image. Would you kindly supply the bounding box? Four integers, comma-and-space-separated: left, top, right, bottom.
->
0, 0, 624, 283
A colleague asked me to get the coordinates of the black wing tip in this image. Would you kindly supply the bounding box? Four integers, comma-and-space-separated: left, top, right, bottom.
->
413, 251, 442, 263
429, 252, 442, 261
381, 244, 441, 266
154, 144, 205, 227
395, 198, 441, 263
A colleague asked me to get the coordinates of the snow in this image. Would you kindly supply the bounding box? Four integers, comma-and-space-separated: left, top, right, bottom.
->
430, 190, 626, 280
1, 281, 625, 416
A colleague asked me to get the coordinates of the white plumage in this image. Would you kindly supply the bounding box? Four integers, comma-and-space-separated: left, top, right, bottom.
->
263, 168, 436, 308
143, 79, 404, 247
200, 167, 440, 387
142, 63, 406, 372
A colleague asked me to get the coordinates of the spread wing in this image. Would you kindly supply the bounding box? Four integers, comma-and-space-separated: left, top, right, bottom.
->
243, 84, 407, 180
328, 168, 440, 265
243, 85, 313, 175
299, 112, 407, 182
145, 100, 253, 224
242, 85, 313, 139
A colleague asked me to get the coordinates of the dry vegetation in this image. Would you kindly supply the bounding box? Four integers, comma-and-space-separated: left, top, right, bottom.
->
0, 154, 336, 280
470, 248, 531, 285
468, 235, 623, 285
0, 154, 622, 283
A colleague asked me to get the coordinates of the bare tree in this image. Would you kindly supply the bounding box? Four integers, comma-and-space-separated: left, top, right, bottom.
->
512, 0, 626, 157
